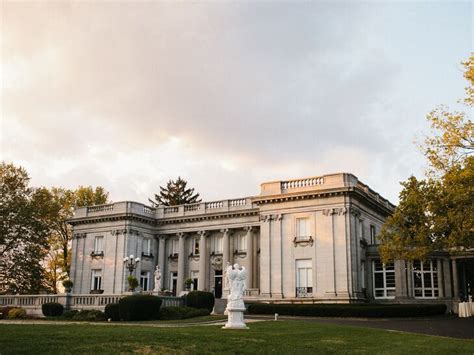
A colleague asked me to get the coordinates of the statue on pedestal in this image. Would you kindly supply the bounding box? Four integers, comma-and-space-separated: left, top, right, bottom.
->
153, 265, 161, 293
223, 262, 248, 329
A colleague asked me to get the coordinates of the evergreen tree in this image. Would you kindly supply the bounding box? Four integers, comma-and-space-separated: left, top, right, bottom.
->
149, 177, 201, 206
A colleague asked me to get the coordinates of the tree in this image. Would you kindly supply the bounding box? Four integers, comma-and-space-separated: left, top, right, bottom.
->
380, 56, 474, 262
0, 162, 50, 294
45, 186, 109, 282
149, 177, 201, 206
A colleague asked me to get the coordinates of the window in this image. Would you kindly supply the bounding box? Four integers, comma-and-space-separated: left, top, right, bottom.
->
413, 260, 439, 298
236, 235, 247, 252
370, 225, 376, 244
190, 270, 199, 291
170, 272, 178, 295
212, 236, 223, 254
140, 271, 150, 291
94, 236, 104, 254
360, 260, 366, 290
296, 259, 313, 297
296, 218, 309, 240
171, 239, 179, 256
192, 238, 200, 255
372, 260, 395, 299
142, 239, 151, 256
91, 269, 102, 291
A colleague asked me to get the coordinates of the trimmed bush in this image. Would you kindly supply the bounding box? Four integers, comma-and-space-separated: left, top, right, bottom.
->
0, 306, 14, 319
185, 291, 215, 312
8, 308, 27, 319
42, 302, 64, 317
119, 295, 162, 321
105, 303, 120, 321
159, 306, 209, 320
72, 310, 106, 321
246, 303, 447, 318
62, 310, 79, 319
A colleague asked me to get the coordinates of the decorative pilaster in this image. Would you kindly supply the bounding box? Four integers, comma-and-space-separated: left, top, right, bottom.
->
259, 214, 272, 297
221, 228, 232, 296
437, 259, 444, 298
452, 259, 459, 298
244, 226, 253, 289
158, 236, 166, 290
177, 232, 186, 294
198, 231, 207, 291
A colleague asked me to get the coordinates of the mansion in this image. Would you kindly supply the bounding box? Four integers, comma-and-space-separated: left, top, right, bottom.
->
68, 173, 472, 307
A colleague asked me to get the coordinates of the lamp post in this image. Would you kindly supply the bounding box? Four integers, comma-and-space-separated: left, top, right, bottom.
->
123, 254, 140, 276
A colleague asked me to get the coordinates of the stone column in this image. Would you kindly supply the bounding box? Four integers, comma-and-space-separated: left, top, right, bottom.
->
177, 232, 186, 295
158, 236, 166, 290
452, 259, 459, 298
395, 260, 408, 299
198, 231, 207, 291
442, 259, 452, 298
245, 226, 253, 289
222, 228, 232, 296
437, 259, 445, 298
259, 215, 272, 297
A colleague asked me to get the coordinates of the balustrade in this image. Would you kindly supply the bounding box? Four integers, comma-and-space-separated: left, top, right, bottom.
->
281, 177, 324, 190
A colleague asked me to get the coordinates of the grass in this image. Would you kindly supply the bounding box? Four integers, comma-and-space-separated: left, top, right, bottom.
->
0, 320, 472, 354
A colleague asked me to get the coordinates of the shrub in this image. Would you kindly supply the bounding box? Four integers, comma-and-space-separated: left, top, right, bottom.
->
62, 310, 79, 319
127, 276, 139, 291
105, 303, 120, 321
72, 310, 106, 321
185, 291, 215, 312
246, 303, 447, 318
0, 306, 14, 319
42, 302, 64, 317
119, 295, 162, 321
8, 308, 27, 319
62, 280, 73, 292
159, 306, 209, 320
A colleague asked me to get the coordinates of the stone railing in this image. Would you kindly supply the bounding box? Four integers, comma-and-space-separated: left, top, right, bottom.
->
243, 288, 260, 298
155, 198, 256, 219
0, 293, 185, 316
281, 177, 324, 190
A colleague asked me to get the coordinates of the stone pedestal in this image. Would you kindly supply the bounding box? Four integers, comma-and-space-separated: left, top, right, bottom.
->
223, 305, 248, 329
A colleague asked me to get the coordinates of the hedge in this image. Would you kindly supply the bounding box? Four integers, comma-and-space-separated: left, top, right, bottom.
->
246, 303, 447, 318
159, 306, 209, 320
72, 310, 106, 321
42, 302, 64, 317
119, 295, 162, 321
0, 306, 14, 319
185, 291, 215, 312
8, 308, 27, 319
105, 303, 120, 321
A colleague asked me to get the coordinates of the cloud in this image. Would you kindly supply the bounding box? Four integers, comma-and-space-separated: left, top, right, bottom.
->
1, 1, 471, 204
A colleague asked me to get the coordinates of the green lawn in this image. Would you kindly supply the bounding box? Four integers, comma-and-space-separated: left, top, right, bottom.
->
0, 321, 472, 354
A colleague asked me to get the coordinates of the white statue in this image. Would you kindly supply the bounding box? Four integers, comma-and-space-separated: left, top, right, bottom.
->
223, 262, 248, 329
153, 265, 161, 292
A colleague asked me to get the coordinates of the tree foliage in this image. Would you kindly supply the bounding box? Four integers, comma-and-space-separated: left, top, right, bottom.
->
149, 177, 201, 206
0, 162, 50, 294
380, 55, 474, 262
43, 186, 109, 286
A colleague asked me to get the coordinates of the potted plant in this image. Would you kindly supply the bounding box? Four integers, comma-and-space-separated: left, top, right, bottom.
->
62, 279, 73, 293
127, 275, 139, 292
184, 278, 193, 291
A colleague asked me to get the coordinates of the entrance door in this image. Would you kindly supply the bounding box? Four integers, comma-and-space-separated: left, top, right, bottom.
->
214, 270, 222, 298
459, 259, 474, 302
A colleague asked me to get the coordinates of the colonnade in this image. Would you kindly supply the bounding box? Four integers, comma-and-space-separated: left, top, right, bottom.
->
156, 226, 258, 296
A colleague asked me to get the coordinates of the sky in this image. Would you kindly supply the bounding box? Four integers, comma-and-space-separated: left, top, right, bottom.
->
1, 1, 472, 205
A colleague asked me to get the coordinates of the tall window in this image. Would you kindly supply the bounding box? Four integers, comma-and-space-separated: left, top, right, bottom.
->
372, 260, 395, 299
192, 238, 200, 255
190, 270, 199, 291
94, 236, 104, 254
91, 269, 102, 291
170, 272, 178, 294
413, 260, 439, 298
213, 236, 223, 254
295, 259, 313, 297
140, 271, 150, 291
236, 235, 247, 252
360, 260, 366, 290
142, 238, 151, 256
171, 239, 179, 256
296, 218, 309, 240
370, 225, 376, 244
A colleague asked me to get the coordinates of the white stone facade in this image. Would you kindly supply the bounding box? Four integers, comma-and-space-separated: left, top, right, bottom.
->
68, 173, 468, 306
